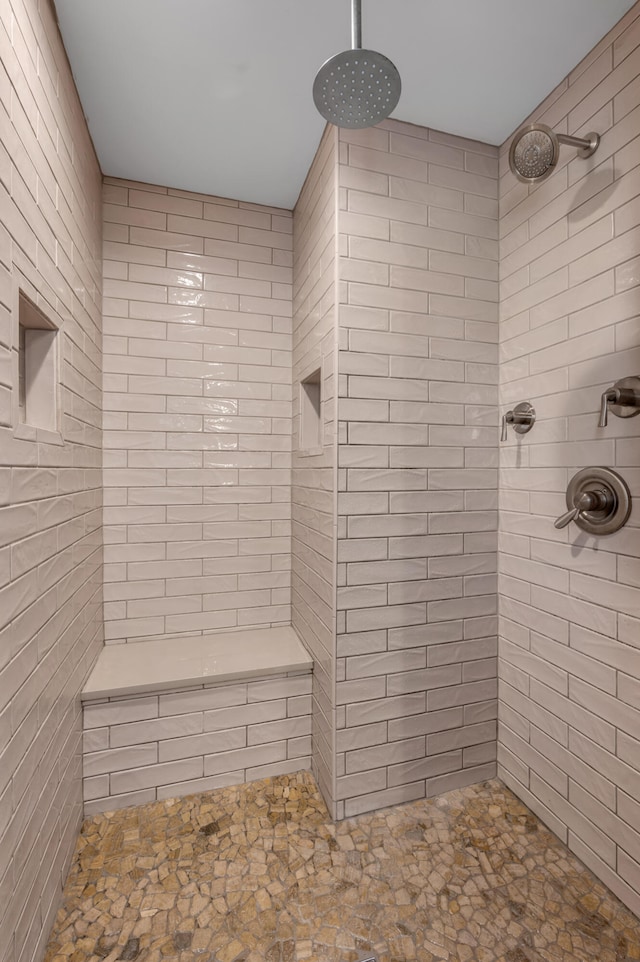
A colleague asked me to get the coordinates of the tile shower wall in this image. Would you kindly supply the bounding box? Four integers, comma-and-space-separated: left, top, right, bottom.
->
292, 126, 339, 815
0, 1, 103, 961
498, 2, 640, 917
335, 120, 499, 818
82, 670, 312, 815
102, 180, 293, 643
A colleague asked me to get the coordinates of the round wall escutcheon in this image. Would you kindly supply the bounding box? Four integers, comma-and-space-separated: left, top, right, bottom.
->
512, 401, 535, 435
565, 467, 631, 535
609, 376, 640, 419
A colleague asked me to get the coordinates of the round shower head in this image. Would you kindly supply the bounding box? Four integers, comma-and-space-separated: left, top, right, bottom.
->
313, 48, 401, 129
509, 122, 600, 184
509, 123, 559, 184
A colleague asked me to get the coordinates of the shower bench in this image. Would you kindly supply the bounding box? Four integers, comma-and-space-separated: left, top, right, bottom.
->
81, 626, 313, 815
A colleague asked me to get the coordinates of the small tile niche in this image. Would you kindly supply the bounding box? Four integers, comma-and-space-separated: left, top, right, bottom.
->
18, 291, 59, 433
300, 367, 322, 452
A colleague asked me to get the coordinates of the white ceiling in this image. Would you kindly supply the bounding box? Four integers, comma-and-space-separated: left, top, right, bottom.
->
54, 0, 636, 209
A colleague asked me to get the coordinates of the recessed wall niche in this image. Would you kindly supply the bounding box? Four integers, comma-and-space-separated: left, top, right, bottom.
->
300, 367, 322, 452
18, 290, 59, 433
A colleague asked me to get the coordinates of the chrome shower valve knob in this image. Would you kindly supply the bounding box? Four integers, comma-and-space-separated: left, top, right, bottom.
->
554, 488, 612, 528
598, 375, 640, 427
554, 467, 631, 535
501, 401, 535, 441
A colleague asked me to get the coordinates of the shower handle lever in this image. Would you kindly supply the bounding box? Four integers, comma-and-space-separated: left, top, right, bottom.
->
599, 388, 619, 427
500, 411, 513, 442
554, 489, 610, 529
501, 402, 535, 442
599, 377, 640, 427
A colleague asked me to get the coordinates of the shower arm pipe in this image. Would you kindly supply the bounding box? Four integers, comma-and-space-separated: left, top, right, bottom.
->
556, 131, 599, 152
351, 0, 362, 49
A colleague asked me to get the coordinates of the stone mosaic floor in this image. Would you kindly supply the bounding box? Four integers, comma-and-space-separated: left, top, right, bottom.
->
45, 772, 640, 962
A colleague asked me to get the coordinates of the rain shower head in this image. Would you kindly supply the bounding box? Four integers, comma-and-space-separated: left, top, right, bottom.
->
313, 0, 401, 129
509, 122, 600, 184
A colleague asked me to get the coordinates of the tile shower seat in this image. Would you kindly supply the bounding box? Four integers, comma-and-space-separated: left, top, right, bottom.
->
81, 627, 313, 814
82, 625, 312, 699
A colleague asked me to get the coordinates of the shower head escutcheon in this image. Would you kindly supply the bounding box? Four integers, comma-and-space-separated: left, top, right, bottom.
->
313, 0, 401, 129
509, 122, 600, 184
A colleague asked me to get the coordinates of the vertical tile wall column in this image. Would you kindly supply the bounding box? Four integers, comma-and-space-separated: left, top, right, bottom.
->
335, 120, 499, 819
102, 181, 293, 644
0, 1, 103, 961
292, 127, 339, 815
498, 2, 640, 917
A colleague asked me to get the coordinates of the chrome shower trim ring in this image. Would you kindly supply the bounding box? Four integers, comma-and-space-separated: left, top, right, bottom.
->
556, 466, 632, 536
577, 131, 600, 158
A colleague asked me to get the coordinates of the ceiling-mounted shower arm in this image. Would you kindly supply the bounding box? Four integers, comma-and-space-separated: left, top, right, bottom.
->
351, 0, 362, 49
556, 131, 600, 158
312, 0, 401, 129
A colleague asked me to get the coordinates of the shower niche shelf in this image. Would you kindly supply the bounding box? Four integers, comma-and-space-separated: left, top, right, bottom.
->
15, 289, 61, 442
300, 366, 323, 453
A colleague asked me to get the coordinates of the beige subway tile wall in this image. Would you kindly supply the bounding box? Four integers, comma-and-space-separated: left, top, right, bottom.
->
3, 2, 640, 957
0, 1, 103, 961
335, 120, 499, 819
498, 3, 640, 919
292, 126, 339, 815
102, 181, 293, 642
82, 671, 312, 814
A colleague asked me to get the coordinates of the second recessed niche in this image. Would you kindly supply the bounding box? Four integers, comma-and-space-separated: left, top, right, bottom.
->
300, 367, 322, 452
18, 291, 59, 433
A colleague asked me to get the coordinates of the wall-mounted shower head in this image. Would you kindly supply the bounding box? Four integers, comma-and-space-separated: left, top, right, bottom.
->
313, 0, 401, 129
509, 122, 600, 184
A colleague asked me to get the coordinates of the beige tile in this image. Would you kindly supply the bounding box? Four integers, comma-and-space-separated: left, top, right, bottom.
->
111, 758, 203, 794
111, 712, 203, 748
84, 744, 158, 777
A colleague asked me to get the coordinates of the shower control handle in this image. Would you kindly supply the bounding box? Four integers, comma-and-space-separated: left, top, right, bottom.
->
554, 490, 609, 529
501, 402, 535, 442
553, 506, 580, 529
599, 377, 640, 427
555, 467, 631, 536
599, 388, 618, 427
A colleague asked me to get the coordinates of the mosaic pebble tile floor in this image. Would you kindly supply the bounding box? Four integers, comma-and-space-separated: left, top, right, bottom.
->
45, 772, 640, 962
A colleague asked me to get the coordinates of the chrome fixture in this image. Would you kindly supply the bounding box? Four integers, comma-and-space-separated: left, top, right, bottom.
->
501, 401, 535, 441
554, 467, 631, 535
509, 122, 600, 184
313, 0, 401, 129
599, 375, 640, 427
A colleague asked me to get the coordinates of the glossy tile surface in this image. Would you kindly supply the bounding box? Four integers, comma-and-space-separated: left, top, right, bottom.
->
102, 180, 293, 645
497, 2, 640, 921
45, 772, 640, 962
291, 124, 338, 816
0, 2, 104, 960
334, 119, 499, 821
